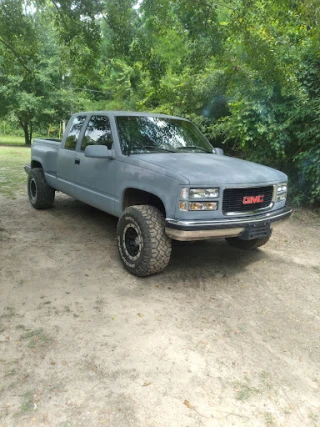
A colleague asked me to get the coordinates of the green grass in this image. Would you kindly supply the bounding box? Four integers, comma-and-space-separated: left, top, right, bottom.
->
0, 306, 16, 319
264, 412, 276, 426
0, 135, 26, 146
235, 382, 260, 401
0, 146, 30, 197
17, 391, 35, 415
20, 328, 53, 349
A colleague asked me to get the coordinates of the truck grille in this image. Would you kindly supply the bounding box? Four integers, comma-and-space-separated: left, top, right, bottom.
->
222, 186, 274, 214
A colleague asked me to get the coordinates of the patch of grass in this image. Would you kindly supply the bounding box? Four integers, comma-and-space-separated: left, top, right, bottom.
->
0, 324, 5, 333
235, 382, 259, 401
64, 305, 72, 313
94, 298, 104, 311
0, 135, 26, 146
15, 324, 26, 330
7, 381, 18, 391
18, 391, 34, 414
260, 370, 271, 380
0, 146, 31, 197
264, 411, 275, 425
293, 212, 302, 221
20, 328, 53, 348
259, 370, 273, 390
309, 411, 319, 425
1, 306, 16, 319
313, 265, 320, 274
4, 368, 16, 377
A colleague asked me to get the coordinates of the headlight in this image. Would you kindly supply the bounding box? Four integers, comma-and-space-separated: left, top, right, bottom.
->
277, 183, 287, 194
180, 188, 189, 199
277, 193, 286, 202
179, 187, 219, 210
179, 201, 188, 211
189, 202, 218, 211
189, 188, 219, 199
277, 182, 287, 202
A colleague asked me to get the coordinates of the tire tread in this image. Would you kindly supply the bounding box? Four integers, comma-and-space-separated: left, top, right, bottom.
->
117, 205, 172, 276
28, 168, 55, 209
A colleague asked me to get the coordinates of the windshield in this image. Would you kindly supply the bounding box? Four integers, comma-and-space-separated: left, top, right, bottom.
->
116, 116, 213, 154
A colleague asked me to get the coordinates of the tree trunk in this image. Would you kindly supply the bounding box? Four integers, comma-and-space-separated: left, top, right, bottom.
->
23, 124, 30, 145
18, 117, 32, 145
30, 121, 33, 144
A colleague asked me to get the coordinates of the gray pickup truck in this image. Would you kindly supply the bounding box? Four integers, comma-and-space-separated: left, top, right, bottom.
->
25, 111, 292, 276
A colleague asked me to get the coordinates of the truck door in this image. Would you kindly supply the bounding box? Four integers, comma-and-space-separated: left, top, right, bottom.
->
56, 114, 87, 197
72, 114, 117, 215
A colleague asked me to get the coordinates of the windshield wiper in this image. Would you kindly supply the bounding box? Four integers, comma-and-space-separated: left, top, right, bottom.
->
134, 146, 176, 153
177, 146, 210, 153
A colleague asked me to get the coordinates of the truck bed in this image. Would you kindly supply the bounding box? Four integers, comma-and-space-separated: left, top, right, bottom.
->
32, 138, 61, 145
30, 138, 60, 177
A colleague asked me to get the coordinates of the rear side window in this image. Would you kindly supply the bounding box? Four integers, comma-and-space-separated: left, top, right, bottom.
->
65, 115, 86, 150
81, 115, 113, 151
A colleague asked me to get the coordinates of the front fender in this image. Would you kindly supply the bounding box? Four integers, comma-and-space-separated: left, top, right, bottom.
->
114, 163, 181, 218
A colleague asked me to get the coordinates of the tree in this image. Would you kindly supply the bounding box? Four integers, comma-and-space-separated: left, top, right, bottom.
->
0, 0, 319, 203
0, 0, 98, 144
205, 0, 320, 204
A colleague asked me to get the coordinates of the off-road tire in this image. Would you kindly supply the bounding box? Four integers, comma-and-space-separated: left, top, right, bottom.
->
226, 236, 270, 250
117, 205, 172, 277
27, 168, 55, 209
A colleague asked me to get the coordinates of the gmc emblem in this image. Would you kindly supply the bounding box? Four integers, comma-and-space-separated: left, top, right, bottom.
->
243, 195, 264, 205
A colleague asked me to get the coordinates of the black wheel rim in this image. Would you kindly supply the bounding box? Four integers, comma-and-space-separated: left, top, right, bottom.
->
124, 226, 140, 257
30, 179, 37, 200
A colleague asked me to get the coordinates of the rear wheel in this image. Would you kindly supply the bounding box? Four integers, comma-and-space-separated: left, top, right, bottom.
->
27, 168, 55, 209
117, 205, 172, 277
226, 236, 270, 250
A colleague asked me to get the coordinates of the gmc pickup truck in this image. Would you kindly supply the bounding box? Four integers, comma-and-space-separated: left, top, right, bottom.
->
25, 111, 292, 276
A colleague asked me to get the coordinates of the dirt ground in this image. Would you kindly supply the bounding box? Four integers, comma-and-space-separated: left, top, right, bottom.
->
0, 191, 319, 427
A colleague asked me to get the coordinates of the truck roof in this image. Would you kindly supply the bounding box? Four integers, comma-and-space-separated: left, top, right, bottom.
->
72, 111, 187, 120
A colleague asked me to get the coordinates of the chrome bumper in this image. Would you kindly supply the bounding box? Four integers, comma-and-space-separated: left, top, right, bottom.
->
165, 207, 292, 241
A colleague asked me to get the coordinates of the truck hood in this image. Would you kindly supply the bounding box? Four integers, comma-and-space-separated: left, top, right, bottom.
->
134, 153, 287, 185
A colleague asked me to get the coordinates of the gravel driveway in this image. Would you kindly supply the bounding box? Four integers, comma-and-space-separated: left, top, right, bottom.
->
1, 193, 319, 427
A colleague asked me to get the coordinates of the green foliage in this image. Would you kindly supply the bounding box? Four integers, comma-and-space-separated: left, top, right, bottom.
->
0, 0, 94, 144
203, 0, 320, 205
0, 0, 319, 204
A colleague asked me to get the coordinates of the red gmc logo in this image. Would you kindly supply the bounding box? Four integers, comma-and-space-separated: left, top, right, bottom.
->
243, 195, 264, 205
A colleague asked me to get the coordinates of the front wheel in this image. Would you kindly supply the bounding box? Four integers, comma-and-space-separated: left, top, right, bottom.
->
117, 205, 172, 277
27, 168, 55, 209
226, 236, 270, 250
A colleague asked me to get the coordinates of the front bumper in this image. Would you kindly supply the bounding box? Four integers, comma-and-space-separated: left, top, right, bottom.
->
165, 206, 292, 241
24, 164, 31, 174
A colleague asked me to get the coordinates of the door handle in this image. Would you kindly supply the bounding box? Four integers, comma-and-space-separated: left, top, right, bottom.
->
75, 158, 80, 165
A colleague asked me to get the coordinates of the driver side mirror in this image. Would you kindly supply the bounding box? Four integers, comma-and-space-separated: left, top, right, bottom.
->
213, 147, 224, 155
84, 145, 115, 159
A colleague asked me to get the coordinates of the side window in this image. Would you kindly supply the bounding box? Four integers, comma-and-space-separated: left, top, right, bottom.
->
81, 115, 113, 151
65, 116, 86, 150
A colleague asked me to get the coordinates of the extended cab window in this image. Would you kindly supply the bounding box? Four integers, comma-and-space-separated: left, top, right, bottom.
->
65, 115, 86, 150
81, 116, 113, 151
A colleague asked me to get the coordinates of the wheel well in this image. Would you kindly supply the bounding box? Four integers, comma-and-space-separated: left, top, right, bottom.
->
31, 160, 42, 169
123, 188, 166, 217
